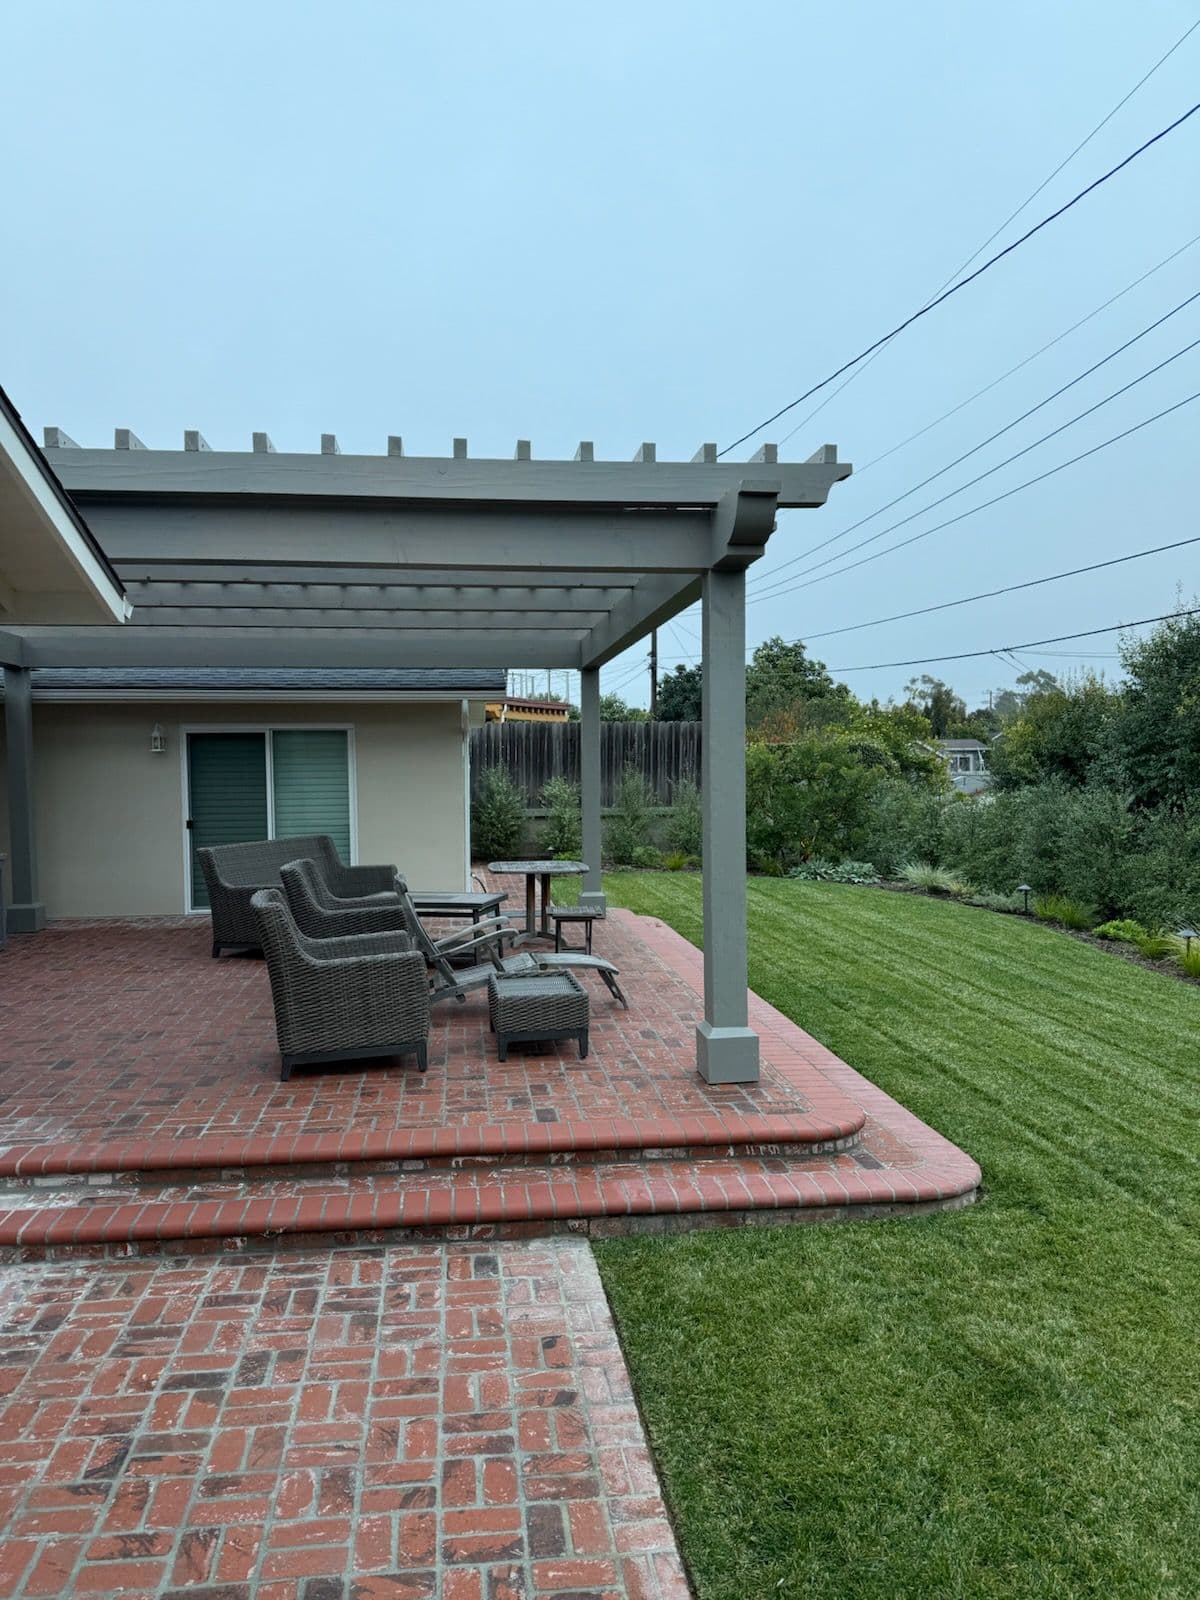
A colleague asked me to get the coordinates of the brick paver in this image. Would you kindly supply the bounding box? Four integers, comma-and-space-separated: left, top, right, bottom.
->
0, 1238, 689, 1599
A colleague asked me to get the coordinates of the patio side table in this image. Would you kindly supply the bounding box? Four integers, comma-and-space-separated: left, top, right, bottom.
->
487, 859, 587, 941
488, 971, 590, 1061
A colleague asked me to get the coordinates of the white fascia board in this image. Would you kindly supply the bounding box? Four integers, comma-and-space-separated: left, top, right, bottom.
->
0, 410, 129, 624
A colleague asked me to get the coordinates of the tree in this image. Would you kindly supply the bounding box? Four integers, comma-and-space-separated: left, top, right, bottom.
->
656, 664, 703, 721
1105, 607, 1200, 812
904, 675, 966, 737
988, 673, 1115, 790
598, 691, 649, 722
745, 636, 850, 730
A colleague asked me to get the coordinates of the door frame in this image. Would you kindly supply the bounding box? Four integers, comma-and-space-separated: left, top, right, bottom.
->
181, 722, 359, 913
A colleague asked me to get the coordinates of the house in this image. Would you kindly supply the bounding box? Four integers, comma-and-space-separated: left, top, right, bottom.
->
937, 737, 991, 794
0, 666, 503, 919
484, 695, 571, 723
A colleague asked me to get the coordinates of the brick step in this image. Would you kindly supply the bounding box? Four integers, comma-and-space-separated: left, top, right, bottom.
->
0, 1149, 978, 1259
0, 1107, 865, 1191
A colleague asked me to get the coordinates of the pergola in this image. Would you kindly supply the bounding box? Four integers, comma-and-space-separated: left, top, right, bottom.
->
2, 425, 850, 1084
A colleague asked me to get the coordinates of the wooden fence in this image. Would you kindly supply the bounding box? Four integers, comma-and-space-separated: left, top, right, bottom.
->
469, 720, 702, 806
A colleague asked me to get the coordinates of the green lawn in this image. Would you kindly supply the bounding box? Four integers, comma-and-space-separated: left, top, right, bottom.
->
596, 875, 1200, 1600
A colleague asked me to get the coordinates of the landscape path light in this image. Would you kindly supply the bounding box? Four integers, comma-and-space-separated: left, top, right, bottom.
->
1017, 883, 1033, 916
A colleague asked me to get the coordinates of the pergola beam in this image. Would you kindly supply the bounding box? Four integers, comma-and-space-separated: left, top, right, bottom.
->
12, 627, 577, 670
47, 444, 850, 509
116, 564, 640, 589
122, 581, 636, 613
83, 503, 717, 574
581, 577, 701, 669
129, 608, 608, 631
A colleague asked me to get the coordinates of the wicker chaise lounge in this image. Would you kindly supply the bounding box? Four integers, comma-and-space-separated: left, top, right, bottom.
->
250, 888, 431, 1080
198, 835, 395, 956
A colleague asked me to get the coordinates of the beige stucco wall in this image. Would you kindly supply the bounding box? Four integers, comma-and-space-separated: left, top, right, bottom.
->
0, 699, 469, 918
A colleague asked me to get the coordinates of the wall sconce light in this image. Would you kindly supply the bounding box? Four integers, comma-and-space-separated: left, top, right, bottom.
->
150, 723, 167, 754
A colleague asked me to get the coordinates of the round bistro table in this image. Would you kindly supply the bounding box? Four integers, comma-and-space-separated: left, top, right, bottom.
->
487, 859, 588, 941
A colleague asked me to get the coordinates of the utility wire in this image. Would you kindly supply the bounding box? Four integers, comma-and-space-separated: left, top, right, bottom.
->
718, 99, 1200, 457
749, 344, 1200, 602
855, 230, 1200, 476
750, 286, 1200, 595
828, 607, 1200, 673
800, 535, 1200, 642
770, 18, 1200, 452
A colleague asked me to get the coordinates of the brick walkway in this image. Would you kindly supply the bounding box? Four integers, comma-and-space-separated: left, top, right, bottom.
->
0, 1238, 688, 1600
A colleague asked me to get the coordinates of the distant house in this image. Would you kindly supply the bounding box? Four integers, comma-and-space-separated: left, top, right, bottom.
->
485, 696, 571, 724
937, 737, 991, 794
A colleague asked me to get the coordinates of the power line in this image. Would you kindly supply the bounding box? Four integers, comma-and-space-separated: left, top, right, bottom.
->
749, 350, 1200, 601
800, 534, 1200, 642
772, 19, 1200, 452
828, 607, 1200, 673
718, 99, 1200, 457
749, 286, 1200, 595
855, 230, 1200, 476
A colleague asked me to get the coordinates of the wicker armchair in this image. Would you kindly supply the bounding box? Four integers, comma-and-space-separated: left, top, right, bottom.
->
280, 858, 408, 940
198, 835, 396, 956
250, 889, 430, 1080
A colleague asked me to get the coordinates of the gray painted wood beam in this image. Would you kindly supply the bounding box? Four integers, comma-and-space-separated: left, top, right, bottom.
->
129, 608, 605, 631
453, 438, 468, 459
696, 566, 757, 1084
116, 564, 639, 589
43, 428, 79, 449
710, 485, 780, 571
85, 503, 718, 574
579, 667, 605, 914
0, 629, 27, 667
514, 440, 531, 461
321, 434, 341, 455
574, 442, 594, 462
252, 432, 276, 453
579, 576, 701, 669
49, 447, 851, 509
114, 429, 146, 450
14, 627, 578, 671
633, 442, 656, 463
691, 443, 717, 463
387, 436, 405, 457
2, 665, 46, 931
123, 581, 631, 612
184, 431, 211, 451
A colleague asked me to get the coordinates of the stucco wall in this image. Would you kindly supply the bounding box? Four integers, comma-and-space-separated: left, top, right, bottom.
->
0, 700, 469, 918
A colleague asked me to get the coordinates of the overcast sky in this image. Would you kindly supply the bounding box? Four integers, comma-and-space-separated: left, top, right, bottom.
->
4, 1, 1197, 709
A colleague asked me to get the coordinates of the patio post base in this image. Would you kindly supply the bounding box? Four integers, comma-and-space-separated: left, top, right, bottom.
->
5, 902, 46, 934
579, 889, 607, 915
695, 1022, 760, 1084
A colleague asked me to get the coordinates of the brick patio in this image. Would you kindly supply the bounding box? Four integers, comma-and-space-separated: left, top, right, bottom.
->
0, 1237, 689, 1599
0, 898, 977, 1255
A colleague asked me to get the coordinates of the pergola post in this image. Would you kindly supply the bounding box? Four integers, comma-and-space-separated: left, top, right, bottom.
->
696, 568, 758, 1083
2, 666, 46, 933
579, 667, 606, 913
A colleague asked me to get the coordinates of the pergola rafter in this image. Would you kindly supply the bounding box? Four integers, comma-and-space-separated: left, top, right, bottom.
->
3, 429, 853, 1083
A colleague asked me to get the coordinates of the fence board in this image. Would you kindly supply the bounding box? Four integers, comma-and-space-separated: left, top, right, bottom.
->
470, 721, 702, 806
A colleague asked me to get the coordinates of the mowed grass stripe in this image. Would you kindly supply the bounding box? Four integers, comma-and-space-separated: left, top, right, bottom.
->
597, 874, 1200, 1600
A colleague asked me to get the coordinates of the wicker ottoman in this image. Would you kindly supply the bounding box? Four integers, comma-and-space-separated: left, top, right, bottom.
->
488, 971, 590, 1061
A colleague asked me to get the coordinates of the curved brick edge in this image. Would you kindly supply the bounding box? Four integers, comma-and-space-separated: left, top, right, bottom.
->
0, 1154, 980, 1254
625, 908, 984, 1197
0, 1105, 864, 1181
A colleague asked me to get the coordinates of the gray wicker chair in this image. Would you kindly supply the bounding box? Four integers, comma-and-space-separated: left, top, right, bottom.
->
199, 834, 396, 957
280, 858, 409, 940
250, 889, 430, 1080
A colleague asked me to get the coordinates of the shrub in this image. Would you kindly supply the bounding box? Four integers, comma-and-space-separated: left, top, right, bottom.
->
899, 861, 971, 896
962, 889, 1023, 913
1033, 894, 1095, 931
471, 768, 525, 861
787, 859, 878, 884
666, 779, 703, 859
605, 766, 653, 865
662, 850, 692, 871
1093, 919, 1147, 943
631, 845, 662, 869
539, 777, 582, 859
1176, 945, 1200, 979
1131, 929, 1176, 961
